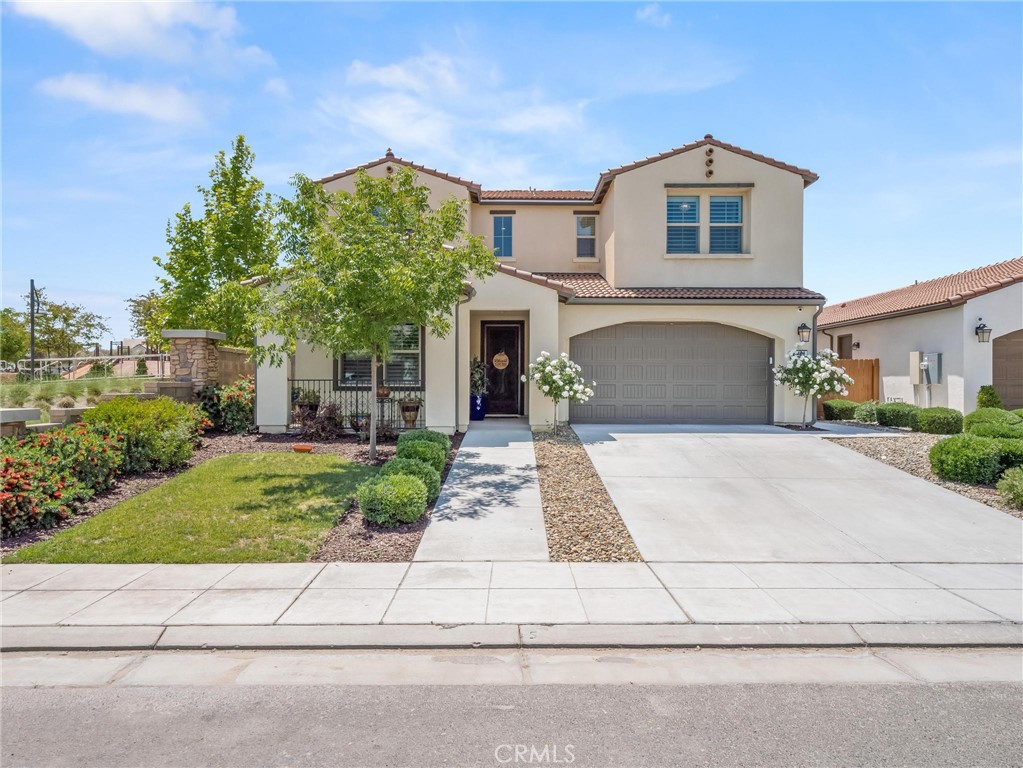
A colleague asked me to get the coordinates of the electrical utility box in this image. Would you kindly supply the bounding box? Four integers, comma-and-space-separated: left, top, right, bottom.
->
910, 351, 942, 385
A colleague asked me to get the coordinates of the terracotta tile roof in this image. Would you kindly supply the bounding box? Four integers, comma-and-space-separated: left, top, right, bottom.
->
536, 273, 825, 302
594, 135, 819, 202
494, 264, 575, 298
479, 189, 594, 201
315, 150, 482, 201
818, 258, 1023, 328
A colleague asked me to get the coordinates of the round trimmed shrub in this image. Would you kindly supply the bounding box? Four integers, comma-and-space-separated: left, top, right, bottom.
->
969, 422, 1023, 440
380, 457, 441, 502
395, 439, 446, 472
929, 434, 1002, 485
911, 407, 963, 435
397, 429, 451, 454
853, 400, 879, 424
876, 402, 920, 428
1012, 409, 1023, 420
964, 407, 1022, 433
357, 474, 428, 527
995, 438, 1023, 472
976, 385, 1004, 410
822, 399, 859, 421
996, 466, 1023, 509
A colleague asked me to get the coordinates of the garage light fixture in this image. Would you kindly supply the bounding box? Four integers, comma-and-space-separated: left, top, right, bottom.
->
975, 319, 992, 343
796, 322, 812, 344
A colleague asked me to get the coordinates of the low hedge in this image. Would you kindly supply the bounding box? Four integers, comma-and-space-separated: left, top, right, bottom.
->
995, 438, 1023, 472
963, 407, 1022, 433
929, 434, 1002, 485
822, 399, 859, 421
996, 466, 1023, 509
397, 429, 451, 454
969, 422, 1023, 440
380, 457, 441, 502
395, 439, 446, 473
876, 402, 920, 428
1, 424, 123, 534
82, 396, 208, 474
357, 474, 428, 527
853, 401, 879, 424
910, 407, 963, 435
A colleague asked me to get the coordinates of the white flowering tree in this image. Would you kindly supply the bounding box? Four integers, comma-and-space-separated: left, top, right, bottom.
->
773, 348, 853, 428
521, 352, 595, 434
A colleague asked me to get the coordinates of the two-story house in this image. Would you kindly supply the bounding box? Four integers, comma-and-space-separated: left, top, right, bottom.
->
255, 135, 825, 433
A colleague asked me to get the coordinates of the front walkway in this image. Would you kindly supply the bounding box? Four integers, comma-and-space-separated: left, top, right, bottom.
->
414, 419, 548, 561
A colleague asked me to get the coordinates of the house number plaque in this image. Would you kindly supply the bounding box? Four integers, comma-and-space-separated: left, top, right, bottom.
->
492, 352, 509, 370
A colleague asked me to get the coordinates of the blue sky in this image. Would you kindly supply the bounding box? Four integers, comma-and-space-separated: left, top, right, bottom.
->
3, 1, 1021, 340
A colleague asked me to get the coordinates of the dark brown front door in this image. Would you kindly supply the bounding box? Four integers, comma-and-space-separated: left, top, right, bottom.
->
481, 321, 524, 415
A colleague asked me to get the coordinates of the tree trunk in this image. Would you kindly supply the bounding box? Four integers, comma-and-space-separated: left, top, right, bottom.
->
802, 394, 809, 428
369, 352, 378, 461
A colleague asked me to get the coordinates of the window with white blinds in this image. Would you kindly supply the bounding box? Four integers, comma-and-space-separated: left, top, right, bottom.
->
337, 325, 423, 388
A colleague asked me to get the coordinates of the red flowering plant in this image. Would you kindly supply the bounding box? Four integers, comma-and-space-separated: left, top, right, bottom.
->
198, 376, 254, 434
0, 424, 122, 535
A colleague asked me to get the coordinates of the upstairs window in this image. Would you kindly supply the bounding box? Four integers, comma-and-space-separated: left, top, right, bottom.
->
576, 216, 597, 258
493, 216, 513, 259
709, 196, 743, 253
666, 196, 699, 254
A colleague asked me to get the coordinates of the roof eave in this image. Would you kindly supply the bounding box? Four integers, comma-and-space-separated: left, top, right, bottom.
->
567, 297, 825, 306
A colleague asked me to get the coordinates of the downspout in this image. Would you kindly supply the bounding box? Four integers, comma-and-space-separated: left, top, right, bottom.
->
811, 303, 825, 425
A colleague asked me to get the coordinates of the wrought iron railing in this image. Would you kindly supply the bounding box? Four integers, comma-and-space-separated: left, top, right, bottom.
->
288, 379, 425, 432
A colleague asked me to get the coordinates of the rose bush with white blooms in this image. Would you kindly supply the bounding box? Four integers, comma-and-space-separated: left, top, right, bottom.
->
521, 352, 595, 434
773, 348, 853, 428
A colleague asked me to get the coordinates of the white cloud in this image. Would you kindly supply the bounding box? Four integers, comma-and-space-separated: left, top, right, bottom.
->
38, 73, 203, 124
636, 3, 671, 28
9, 0, 270, 66
347, 51, 461, 97
264, 77, 291, 100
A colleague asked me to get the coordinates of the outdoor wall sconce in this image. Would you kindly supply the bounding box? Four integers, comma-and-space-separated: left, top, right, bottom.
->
796, 322, 812, 343
975, 319, 992, 343
852, 341, 861, 350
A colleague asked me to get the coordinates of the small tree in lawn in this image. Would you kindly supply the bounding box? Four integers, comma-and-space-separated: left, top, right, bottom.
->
774, 348, 853, 428
521, 352, 595, 435
253, 167, 495, 460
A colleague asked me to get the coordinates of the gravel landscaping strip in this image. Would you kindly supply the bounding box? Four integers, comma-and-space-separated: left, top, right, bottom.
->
533, 427, 642, 562
829, 434, 1021, 519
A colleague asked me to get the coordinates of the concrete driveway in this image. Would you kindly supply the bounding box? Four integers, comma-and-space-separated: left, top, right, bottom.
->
573, 425, 1023, 564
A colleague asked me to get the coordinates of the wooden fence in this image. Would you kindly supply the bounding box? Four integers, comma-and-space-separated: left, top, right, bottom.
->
818, 358, 880, 418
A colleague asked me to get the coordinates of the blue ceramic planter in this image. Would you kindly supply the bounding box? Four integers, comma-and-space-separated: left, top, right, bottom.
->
469, 395, 488, 421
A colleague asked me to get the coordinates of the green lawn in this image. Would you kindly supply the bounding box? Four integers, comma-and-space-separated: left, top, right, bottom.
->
5, 453, 377, 564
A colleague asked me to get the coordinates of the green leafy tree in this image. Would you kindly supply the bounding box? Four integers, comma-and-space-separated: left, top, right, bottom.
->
125, 290, 166, 349
0, 308, 30, 362
254, 167, 496, 459
153, 135, 277, 346
28, 289, 111, 359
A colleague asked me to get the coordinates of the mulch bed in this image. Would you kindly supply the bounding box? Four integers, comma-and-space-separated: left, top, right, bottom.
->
0, 431, 464, 560
311, 431, 463, 562
829, 433, 1021, 520
532, 427, 642, 562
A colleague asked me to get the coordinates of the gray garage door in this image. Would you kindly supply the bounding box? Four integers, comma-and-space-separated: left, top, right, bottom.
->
569, 322, 773, 424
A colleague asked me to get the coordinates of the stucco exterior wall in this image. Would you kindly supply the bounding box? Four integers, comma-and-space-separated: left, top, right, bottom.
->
816, 283, 1023, 414
559, 304, 811, 424
470, 204, 603, 275
254, 333, 290, 433
609, 148, 805, 289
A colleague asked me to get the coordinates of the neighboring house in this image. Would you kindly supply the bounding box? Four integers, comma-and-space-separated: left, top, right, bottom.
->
256, 135, 826, 433
816, 259, 1023, 413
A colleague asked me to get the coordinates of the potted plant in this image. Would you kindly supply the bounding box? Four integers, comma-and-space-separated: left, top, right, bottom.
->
349, 411, 371, 434
376, 385, 391, 398
295, 388, 321, 421
398, 396, 423, 428
469, 356, 488, 421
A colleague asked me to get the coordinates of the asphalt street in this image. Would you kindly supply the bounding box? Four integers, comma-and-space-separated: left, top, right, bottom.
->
4, 682, 1021, 768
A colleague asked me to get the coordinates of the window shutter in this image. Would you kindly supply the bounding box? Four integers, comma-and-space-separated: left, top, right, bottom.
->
666, 197, 699, 224
709, 196, 742, 224
667, 227, 699, 253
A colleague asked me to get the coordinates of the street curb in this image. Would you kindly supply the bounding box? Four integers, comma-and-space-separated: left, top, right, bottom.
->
2, 622, 1020, 652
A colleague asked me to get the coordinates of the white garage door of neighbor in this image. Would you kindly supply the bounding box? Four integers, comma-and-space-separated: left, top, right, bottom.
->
569, 322, 773, 424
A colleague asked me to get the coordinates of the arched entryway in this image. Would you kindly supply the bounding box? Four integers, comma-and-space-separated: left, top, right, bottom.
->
569, 322, 774, 424
993, 329, 1023, 409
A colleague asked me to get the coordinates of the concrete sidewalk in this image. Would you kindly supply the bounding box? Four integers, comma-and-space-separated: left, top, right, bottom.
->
414, 419, 548, 561
2, 561, 1020, 651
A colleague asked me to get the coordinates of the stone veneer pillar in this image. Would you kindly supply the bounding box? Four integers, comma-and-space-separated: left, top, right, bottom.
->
160, 329, 227, 392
